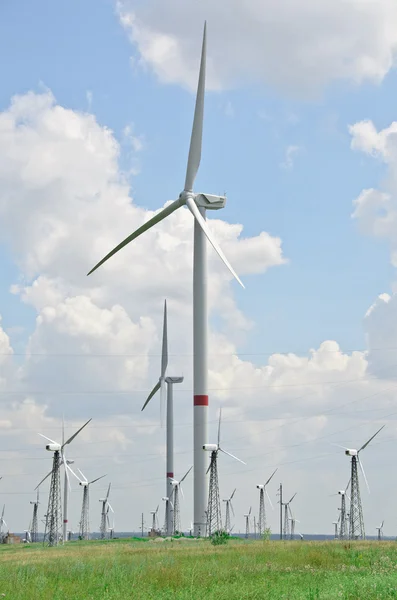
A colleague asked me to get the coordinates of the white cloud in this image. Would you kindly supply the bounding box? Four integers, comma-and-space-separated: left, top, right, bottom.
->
280, 145, 301, 170
117, 0, 397, 95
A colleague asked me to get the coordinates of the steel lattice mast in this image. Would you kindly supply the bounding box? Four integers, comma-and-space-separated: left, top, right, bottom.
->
169, 467, 192, 535
257, 469, 277, 537
87, 24, 245, 536
80, 485, 90, 540
244, 507, 251, 538
30, 488, 40, 543
338, 490, 347, 540
206, 450, 222, 536
281, 493, 296, 541
349, 456, 365, 540
45, 450, 62, 546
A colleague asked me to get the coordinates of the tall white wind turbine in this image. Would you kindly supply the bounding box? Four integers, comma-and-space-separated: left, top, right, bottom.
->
87, 23, 244, 535
141, 300, 184, 536
256, 469, 277, 536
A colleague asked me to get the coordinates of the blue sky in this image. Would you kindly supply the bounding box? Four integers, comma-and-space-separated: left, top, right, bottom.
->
0, 0, 395, 357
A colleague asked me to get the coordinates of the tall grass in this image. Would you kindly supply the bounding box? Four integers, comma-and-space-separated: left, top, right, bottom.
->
1, 539, 397, 599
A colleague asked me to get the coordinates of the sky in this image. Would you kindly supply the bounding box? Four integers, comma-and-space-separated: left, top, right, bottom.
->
1, 0, 397, 536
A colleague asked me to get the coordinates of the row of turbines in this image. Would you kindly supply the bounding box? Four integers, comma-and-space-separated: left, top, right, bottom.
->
2, 25, 386, 546
3, 420, 116, 545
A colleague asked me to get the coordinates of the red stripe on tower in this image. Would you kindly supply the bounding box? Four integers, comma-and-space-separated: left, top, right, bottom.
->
167, 472, 174, 478
194, 395, 209, 406
63, 520, 68, 523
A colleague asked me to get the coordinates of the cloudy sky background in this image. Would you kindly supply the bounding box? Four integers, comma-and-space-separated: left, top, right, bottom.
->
1, 0, 397, 535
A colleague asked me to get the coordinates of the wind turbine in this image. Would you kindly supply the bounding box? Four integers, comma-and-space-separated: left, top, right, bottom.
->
99, 483, 113, 540
332, 519, 339, 539
170, 466, 192, 535
335, 425, 385, 540
376, 520, 384, 541
204, 409, 245, 536
141, 300, 184, 536
257, 469, 277, 537
36, 418, 92, 546
150, 505, 160, 534
0, 505, 7, 540
282, 493, 297, 540
87, 23, 244, 536
222, 488, 236, 533
244, 507, 252, 539
107, 504, 115, 539
30, 488, 40, 543
74, 470, 106, 540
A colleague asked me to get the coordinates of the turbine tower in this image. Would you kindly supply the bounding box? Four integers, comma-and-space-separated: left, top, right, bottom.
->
75, 470, 106, 540
36, 419, 91, 546
332, 519, 339, 539
204, 409, 245, 536
244, 507, 252, 539
376, 520, 384, 541
338, 490, 348, 540
141, 300, 184, 536
99, 483, 113, 540
256, 469, 277, 537
87, 23, 244, 535
30, 488, 40, 543
222, 488, 236, 533
336, 425, 384, 540
170, 466, 192, 535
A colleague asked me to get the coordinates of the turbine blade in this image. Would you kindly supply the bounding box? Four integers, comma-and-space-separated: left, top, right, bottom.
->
289, 493, 297, 504
161, 300, 168, 378
89, 474, 106, 485
358, 457, 370, 494
206, 462, 211, 475
160, 378, 166, 428
218, 408, 222, 447
87, 200, 182, 276
230, 501, 235, 517
265, 468, 278, 487
180, 485, 185, 500
62, 452, 71, 491
38, 433, 58, 445
141, 380, 161, 411
230, 488, 236, 500
107, 502, 114, 513
77, 468, 87, 483
358, 425, 385, 453
219, 447, 246, 465
265, 488, 274, 510
62, 414, 65, 447
106, 482, 111, 501
63, 418, 92, 448
180, 466, 193, 484
184, 22, 206, 192
66, 462, 82, 484
35, 469, 52, 490
186, 197, 244, 288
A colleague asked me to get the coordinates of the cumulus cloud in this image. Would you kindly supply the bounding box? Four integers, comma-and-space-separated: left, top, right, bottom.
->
117, 0, 397, 95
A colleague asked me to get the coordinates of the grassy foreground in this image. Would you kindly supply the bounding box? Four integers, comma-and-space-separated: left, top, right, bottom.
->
1, 538, 397, 599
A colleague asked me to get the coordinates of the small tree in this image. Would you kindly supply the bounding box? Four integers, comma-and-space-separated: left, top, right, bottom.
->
210, 530, 229, 546
263, 527, 271, 541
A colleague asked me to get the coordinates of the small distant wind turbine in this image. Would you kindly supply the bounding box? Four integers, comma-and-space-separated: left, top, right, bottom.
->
257, 469, 277, 536
376, 520, 384, 541
150, 505, 160, 533
222, 488, 236, 534
73, 469, 106, 540
170, 466, 192, 535
282, 493, 297, 540
204, 409, 246, 536
244, 507, 252, 539
335, 425, 385, 540
142, 300, 184, 536
332, 519, 339, 539
87, 23, 244, 535
0, 505, 7, 539
99, 483, 113, 540
36, 418, 92, 546
30, 488, 40, 543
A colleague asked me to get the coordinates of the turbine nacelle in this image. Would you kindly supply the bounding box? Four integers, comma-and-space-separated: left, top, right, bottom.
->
338, 490, 346, 495
203, 443, 218, 452
165, 376, 184, 384
195, 193, 226, 210
45, 443, 61, 452
345, 449, 357, 456
257, 484, 264, 490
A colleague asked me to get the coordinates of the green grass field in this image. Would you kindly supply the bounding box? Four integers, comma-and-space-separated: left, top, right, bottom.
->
1, 538, 397, 599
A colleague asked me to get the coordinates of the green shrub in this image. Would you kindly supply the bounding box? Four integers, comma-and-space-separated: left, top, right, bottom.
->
210, 530, 229, 546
